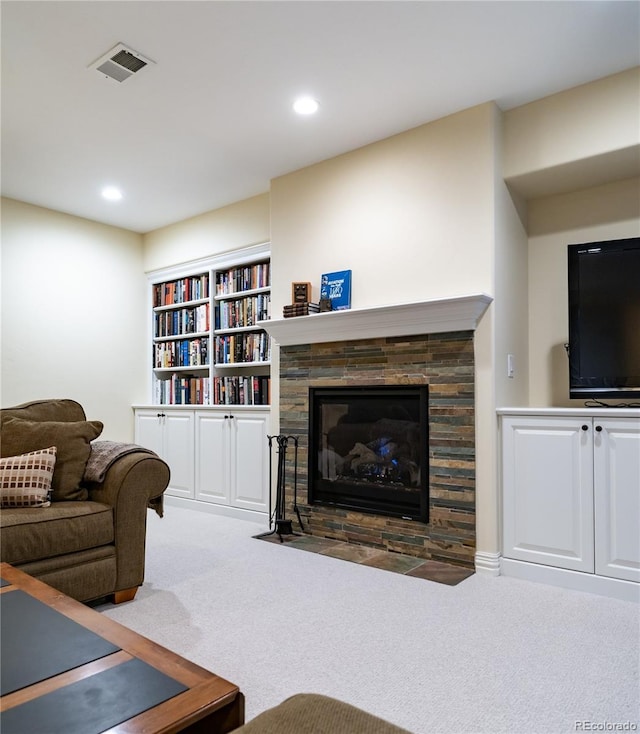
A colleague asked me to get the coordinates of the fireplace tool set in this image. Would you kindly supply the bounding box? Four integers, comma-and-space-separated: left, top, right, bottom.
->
258, 434, 304, 542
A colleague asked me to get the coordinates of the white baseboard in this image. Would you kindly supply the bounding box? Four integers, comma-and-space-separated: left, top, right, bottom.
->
163, 495, 270, 526
501, 557, 639, 603
475, 551, 501, 576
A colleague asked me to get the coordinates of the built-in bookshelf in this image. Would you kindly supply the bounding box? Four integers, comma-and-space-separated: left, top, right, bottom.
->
148, 244, 271, 406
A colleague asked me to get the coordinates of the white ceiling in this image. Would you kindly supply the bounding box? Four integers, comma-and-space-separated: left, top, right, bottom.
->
2, 1, 639, 234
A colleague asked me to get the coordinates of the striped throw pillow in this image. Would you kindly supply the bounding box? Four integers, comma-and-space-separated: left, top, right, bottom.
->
0, 446, 57, 507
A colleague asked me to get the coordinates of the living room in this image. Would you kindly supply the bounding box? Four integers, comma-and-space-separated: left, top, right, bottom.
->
1, 2, 639, 732
3, 71, 639, 578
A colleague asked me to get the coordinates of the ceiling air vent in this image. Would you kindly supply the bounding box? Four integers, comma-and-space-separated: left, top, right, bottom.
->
89, 43, 154, 83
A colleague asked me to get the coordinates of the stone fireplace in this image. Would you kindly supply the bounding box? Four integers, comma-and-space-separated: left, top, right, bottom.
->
265, 295, 491, 569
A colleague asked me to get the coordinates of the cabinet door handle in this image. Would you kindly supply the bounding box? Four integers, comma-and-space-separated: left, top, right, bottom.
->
581, 424, 589, 431
595, 425, 603, 432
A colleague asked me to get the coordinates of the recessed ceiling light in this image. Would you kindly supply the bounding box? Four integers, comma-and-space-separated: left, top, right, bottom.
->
293, 96, 319, 115
102, 186, 123, 201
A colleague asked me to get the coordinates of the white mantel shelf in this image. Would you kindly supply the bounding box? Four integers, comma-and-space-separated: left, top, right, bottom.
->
260, 293, 493, 347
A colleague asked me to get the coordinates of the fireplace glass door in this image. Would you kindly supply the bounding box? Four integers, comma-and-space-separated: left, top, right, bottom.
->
308, 386, 428, 522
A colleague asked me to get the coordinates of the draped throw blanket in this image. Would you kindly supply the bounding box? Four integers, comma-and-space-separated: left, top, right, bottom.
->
85, 441, 164, 517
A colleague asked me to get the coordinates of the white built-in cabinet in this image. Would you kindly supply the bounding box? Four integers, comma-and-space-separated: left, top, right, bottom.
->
134, 243, 273, 519
135, 405, 269, 517
499, 409, 640, 600
134, 409, 195, 499
195, 410, 269, 513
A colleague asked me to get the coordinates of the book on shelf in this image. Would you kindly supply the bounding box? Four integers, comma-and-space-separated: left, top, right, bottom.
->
154, 338, 209, 368
155, 374, 211, 405
215, 262, 270, 296
283, 302, 320, 318
214, 332, 270, 364
154, 303, 209, 337
215, 293, 271, 329
212, 375, 270, 406
153, 273, 209, 307
320, 270, 351, 311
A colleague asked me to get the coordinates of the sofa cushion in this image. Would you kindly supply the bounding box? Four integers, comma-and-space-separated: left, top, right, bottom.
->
0, 417, 103, 501
0, 501, 114, 565
0, 447, 57, 508
1, 399, 86, 423
19, 551, 117, 603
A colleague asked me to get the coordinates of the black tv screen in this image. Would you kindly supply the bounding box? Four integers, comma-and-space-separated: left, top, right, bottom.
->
568, 237, 640, 400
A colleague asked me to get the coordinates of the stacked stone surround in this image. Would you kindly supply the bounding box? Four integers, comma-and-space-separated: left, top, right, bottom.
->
278, 331, 476, 568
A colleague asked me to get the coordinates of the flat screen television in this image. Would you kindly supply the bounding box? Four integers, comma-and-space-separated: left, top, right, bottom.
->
567, 236, 640, 401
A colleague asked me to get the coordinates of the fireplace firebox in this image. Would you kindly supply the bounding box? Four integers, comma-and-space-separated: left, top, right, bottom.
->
308, 386, 429, 522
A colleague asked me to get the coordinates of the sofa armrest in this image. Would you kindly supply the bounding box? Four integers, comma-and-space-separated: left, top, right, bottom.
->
85, 453, 170, 593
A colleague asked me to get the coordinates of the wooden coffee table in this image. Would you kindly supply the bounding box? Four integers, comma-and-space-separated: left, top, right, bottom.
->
0, 563, 244, 734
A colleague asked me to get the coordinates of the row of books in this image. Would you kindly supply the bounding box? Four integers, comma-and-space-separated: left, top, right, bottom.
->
155, 304, 210, 338
215, 294, 270, 330
214, 332, 270, 364
154, 338, 209, 368
155, 375, 211, 405
212, 376, 270, 406
215, 262, 270, 296
153, 273, 210, 307
153, 375, 270, 406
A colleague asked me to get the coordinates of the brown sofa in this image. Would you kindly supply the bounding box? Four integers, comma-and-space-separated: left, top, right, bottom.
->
0, 399, 170, 603
232, 694, 413, 734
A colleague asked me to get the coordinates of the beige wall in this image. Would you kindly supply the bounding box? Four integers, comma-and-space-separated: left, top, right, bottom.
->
270, 104, 496, 314
504, 68, 640, 197
0, 198, 146, 440
142, 194, 270, 273
527, 177, 640, 407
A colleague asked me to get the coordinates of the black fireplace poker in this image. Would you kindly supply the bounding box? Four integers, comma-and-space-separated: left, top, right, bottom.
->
257, 434, 304, 542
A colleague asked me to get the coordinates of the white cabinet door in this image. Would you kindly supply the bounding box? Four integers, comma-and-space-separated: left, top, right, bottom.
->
135, 409, 194, 499
134, 410, 164, 456
230, 412, 269, 513
195, 412, 231, 504
594, 418, 640, 582
502, 416, 594, 572
162, 411, 195, 499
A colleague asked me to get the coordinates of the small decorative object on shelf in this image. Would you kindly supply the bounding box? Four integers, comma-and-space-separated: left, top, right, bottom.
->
320, 269, 351, 311
319, 298, 332, 312
291, 281, 312, 304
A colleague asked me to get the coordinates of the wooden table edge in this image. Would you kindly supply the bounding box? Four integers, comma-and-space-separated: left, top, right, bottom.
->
0, 563, 244, 733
